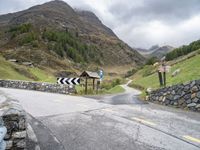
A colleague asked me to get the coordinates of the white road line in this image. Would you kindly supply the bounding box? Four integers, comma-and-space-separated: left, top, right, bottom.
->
183, 135, 200, 144
132, 117, 156, 126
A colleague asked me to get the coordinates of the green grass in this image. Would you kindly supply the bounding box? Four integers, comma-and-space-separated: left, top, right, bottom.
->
0, 55, 56, 83
107, 85, 125, 94
130, 54, 200, 90
75, 85, 125, 95
0, 56, 30, 80
28, 68, 56, 83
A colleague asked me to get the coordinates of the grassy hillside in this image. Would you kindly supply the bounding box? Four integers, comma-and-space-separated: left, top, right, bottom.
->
0, 55, 56, 82
130, 52, 200, 90
166, 39, 200, 61
0, 55, 30, 80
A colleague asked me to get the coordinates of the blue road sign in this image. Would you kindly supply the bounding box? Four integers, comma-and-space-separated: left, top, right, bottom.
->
99, 70, 104, 81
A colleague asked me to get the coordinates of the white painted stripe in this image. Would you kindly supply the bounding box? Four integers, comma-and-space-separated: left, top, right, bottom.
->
74, 78, 79, 85
63, 78, 69, 84
68, 78, 73, 85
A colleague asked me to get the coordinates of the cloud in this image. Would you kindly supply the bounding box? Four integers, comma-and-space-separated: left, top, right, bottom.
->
1, 0, 200, 48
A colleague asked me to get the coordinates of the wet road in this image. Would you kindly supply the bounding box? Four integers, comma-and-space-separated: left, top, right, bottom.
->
0, 84, 200, 150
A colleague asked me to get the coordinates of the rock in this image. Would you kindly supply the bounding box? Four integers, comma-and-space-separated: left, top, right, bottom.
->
159, 96, 163, 102
191, 93, 196, 99
165, 99, 170, 105
181, 91, 186, 96
15, 139, 26, 148
6, 140, 13, 149
178, 99, 185, 105
196, 92, 200, 98
184, 86, 190, 92
187, 103, 197, 107
190, 81, 196, 88
191, 86, 198, 93
13, 131, 26, 139
174, 102, 178, 106
167, 95, 173, 100
184, 94, 191, 100
162, 97, 166, 102
192, 98, 199, 103
195, 104, 200, 108
19, 118, 26, 130
174, 95, 180, 100
145, 96, 149, 101
186, 99, 192, 104
171, 90, 176, 95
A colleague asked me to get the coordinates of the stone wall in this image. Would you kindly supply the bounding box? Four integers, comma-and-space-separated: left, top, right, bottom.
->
0, 96, 27, 149
0, 79, 75, 94
148, 80, 200, 112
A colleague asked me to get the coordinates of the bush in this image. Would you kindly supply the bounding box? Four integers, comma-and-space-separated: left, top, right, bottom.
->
142, 66, 154, 77
146, 57, 158, 65
101, 78, 122, 90
19, 32, 37, 46
125, 68, 137, 77
166, 40, 200, 60
42, 29, 101, 63
9, 23, 32, 39
31, 40, 39, 47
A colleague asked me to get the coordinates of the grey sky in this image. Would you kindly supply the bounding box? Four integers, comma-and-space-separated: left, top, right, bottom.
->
0, 0, 200, 49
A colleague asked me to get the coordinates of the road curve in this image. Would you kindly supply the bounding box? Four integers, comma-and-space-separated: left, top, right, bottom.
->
0, 86, 200, 150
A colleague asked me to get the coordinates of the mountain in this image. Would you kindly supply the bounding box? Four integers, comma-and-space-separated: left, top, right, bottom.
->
150, 45, 174, 58
0, 0, 144, 75
136, 45, 174, 58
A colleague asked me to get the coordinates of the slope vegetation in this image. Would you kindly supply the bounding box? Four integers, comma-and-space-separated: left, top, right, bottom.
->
0, 0, 144, 77
130, 50, 200, 90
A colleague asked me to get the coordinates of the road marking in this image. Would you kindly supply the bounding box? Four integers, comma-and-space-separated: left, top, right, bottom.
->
132, 117, 156, 126
183, 135, 200, 144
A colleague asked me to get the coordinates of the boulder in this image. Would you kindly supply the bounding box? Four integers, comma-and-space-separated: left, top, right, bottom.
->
187, 103, 197, 107
192, 98, 199, 103
195, 104, 200, 109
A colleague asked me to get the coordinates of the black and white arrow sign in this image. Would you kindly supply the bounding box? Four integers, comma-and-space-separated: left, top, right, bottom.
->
57, 78, 80, 85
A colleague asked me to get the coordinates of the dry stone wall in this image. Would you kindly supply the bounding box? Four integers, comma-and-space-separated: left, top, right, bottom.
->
0, 79, 75, 94
148, 80, 200, 112
0, 96, 27, 149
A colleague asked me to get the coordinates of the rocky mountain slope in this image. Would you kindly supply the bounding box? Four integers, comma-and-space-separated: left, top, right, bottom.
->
136, 45, 174, 58
0, 0, 144, 75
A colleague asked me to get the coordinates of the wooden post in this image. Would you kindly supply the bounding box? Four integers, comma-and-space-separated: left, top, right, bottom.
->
93, 78, 95, 90
163, 71, 166, 87
96, 80, 100, 94
85, 76, 88, 94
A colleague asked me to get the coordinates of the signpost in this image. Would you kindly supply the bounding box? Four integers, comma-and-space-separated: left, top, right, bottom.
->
157, 56, 171, 87
99, 70, 104, 82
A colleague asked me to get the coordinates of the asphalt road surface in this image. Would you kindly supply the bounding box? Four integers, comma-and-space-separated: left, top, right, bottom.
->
0, 83, 200, 150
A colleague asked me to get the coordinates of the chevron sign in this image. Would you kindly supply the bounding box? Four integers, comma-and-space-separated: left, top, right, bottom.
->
57, 78, 80, 85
